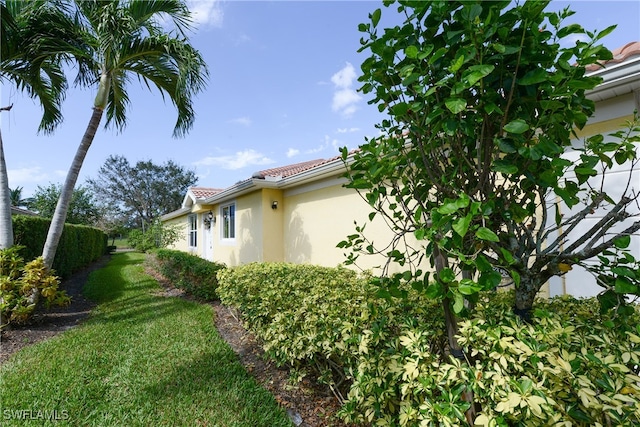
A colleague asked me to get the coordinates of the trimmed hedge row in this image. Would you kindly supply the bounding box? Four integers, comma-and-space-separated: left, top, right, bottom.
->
152, 249, 226, 301
13, 215, 107, 278
218, 262, 640, 426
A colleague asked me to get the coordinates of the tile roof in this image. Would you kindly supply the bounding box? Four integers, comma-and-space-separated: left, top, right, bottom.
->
189, 187, 223, 199
586, 41, 640, 72
251, 158, 336, 179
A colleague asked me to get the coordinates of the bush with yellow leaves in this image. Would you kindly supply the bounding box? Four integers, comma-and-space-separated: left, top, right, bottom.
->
0, 247, 70, 326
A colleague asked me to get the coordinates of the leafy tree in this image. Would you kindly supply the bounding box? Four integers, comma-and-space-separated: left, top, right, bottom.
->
341, 1, 639, 421
127, 221, 182, 253
0, 0, 76, 248
41, 0, 208, 269
28, 183, 101, 225
87, 155, 198, 230
9, 186, 31, 208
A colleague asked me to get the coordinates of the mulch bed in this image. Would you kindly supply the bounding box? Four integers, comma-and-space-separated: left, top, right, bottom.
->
0, 254, 350, 427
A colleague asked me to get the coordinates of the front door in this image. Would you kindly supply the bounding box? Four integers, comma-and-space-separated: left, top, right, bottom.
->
203, 217, 213, 260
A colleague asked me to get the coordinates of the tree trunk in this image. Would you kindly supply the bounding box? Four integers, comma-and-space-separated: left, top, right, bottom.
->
514, 275, 537, 322
0, 130, 14, 249
42, 107, 103, 269
433, 246, 477, 424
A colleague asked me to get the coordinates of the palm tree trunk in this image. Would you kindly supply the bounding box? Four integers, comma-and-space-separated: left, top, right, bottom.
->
41, 107, 103, 269
0, 130, 14, 249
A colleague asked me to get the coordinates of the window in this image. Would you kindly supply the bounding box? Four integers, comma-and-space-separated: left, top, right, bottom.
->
221, 203, 235, 239
188, 214, 197, 247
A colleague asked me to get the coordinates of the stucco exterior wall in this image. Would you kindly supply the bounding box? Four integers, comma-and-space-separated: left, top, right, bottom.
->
164, 215, 190, 253
283, 177, 408, 273
547, 92, 639, 298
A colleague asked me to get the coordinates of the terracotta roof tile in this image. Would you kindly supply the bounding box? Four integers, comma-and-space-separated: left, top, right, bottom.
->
586, 41, 640, 72
189, 187, 223, 199
251, 158, 331, 179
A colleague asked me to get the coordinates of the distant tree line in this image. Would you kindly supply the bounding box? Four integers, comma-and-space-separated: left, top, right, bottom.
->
14, 156, 197, 238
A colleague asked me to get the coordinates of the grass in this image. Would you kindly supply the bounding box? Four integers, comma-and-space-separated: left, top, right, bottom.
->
110, 237, 130, 249
0, 252, 292, 427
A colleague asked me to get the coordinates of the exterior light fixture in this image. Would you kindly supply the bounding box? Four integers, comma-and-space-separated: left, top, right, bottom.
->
204, 210, 214, 228
271, 201, 278, 210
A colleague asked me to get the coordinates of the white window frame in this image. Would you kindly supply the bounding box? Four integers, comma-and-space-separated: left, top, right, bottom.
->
220, 203, 236, 241
188, 214, 198, 248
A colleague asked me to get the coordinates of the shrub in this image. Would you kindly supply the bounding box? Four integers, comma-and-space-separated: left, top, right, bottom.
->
217, 262, 640, 425
152, 249, 225, 301
0, 247, 70, 326
12, 215, 107, 278
339, 292, 640, 426
218, 263, 393, 392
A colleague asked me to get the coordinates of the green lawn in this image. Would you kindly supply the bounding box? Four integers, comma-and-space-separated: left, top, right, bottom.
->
0, 252, 292, 427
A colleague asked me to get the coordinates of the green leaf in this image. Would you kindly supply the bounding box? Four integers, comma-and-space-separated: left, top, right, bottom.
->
445, 98, 466, 114
492, 160, 518, 174
371, 8, 381, 27
405, 45, 418, 59
476, 227, 499, 242
439, 268, 456, 283
458, 279, 480, 296
504, 119, 529, 134
453, 292, 465, 313
613, 235, 631, 249
425, 283, 442, 299
464, 64, 494, 86
518, 68, 548, 85
614, 277, 637, 294
453, 214, 472, 237
450, 54, 465, 73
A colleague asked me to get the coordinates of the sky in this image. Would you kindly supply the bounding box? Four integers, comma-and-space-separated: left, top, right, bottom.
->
1, 0, 639, 198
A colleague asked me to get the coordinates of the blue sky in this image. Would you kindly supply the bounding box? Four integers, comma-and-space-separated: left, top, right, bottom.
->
1, 0, 639, 198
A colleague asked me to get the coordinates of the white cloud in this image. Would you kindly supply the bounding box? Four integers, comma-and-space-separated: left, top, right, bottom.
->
331, 62, 361, 118
230, 117, 252, 126
186, 0, 223, 29
305, 135, 341, 155
286, 148, 300, 158
194, 149, 274, 170
331, 63, 358, 88
337, 127, 360, 134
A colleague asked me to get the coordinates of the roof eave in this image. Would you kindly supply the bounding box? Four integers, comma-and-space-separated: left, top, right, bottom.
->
586, 56, 640, 102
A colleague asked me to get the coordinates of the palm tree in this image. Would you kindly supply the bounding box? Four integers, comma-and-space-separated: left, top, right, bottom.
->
0, 0, 74, 248
41, 0, 208, 268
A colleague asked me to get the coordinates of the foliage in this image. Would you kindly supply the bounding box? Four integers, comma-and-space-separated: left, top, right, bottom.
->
9, 186, 30, 208
0, 247, 69, 326
87, 155, 198, 229
38, 0, 209, 270
128, 222, 182, 253
27, 183, 102, 225
0, 252, 292, 426
339, 292, 640, 427
13, 215, 107, 278
217, 262, 379, 393
342, 0, 639, 321
218, 261, 640, 425
0, 0, 72, 133
151, 249, 225, 301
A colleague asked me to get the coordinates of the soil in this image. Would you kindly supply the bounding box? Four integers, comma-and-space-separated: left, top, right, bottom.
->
0, 255, 349, 427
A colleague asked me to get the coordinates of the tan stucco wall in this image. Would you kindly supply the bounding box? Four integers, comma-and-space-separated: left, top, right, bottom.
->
214, 193, 262, 266
164, 215, 190, 253
261, 188, 284, 262
283, 179, 405, 272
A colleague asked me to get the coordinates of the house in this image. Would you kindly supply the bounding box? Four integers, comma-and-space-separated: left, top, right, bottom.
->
162, 41, 639, 299
547, 41, 640, 298
161, 157, 398, 271
10, 206, 37, 216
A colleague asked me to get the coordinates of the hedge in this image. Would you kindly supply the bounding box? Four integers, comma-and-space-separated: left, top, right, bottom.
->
218, 262, 640, 426
152, 249, 226, 301
12, 215, 107, 278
